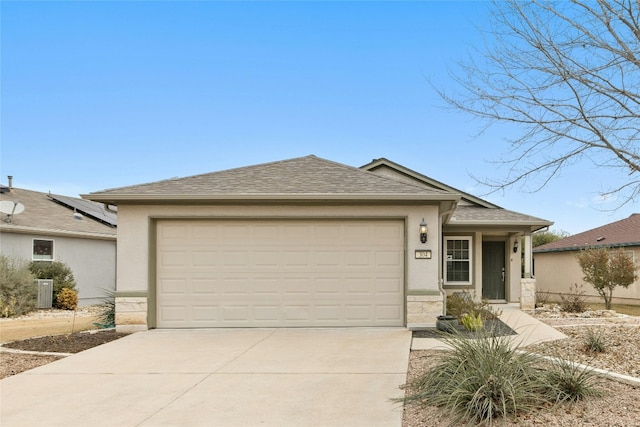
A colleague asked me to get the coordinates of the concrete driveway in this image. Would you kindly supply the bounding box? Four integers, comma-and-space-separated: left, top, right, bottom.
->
1, 328, 411, 427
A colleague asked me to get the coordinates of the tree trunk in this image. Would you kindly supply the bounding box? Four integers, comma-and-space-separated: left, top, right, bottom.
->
605, 288, 613, 310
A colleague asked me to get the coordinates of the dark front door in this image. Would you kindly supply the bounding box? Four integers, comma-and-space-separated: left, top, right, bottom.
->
482, 241, 506, 300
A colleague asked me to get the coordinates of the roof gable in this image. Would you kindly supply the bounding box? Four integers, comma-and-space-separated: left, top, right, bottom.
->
360, 158, 501, 208
535, 214, 640, 252
361, 158, 552, 230
85, 155, 459, 203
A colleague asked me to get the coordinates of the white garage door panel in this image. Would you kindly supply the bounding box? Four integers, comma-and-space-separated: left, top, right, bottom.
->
156, 220, 405, 328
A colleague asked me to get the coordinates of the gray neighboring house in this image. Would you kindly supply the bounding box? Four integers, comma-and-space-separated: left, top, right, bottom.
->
85, 155, 552, 332
0, 180, 117, 306
534, 214, 640, 306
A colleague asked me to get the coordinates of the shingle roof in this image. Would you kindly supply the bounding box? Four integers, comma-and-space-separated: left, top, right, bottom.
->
361, 158, 501, 209
449, 205, 552, 226
534, 214, 640, 253
85, 155, 459, 203
360, 158, 552, 230
0, 188, 116, 238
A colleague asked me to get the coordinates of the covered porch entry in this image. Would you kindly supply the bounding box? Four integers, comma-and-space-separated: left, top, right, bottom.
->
443, 230, 538, 308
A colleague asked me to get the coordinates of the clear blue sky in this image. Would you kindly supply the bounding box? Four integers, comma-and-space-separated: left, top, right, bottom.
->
1, 1, 637, 234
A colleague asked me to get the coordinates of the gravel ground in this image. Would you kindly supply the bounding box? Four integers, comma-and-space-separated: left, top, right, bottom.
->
401, 308, 640, 427
401, 350, 640, 427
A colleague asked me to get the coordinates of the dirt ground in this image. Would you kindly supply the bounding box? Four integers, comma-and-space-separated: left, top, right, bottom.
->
3, 329, 128, 354
0, 330, 128, 379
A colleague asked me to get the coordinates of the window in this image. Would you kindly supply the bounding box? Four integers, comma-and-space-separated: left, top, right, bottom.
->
445, 237, 472, 284
33, 239, 54, 261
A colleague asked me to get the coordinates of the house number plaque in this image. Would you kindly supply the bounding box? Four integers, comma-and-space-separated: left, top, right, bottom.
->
415, 250, 432, 259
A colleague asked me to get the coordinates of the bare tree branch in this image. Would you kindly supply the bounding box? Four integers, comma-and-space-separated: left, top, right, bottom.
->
434, 0, 640, 204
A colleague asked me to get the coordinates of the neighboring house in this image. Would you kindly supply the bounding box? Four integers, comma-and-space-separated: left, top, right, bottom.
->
534, 214, 640, 306
84, 155, 552, 332
0, 180, 117, 306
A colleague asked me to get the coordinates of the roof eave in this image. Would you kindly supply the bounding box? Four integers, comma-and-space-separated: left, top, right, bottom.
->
534, 241, 640, 253
447, 220, 553, 232
83, 193, 462, 204
0, 224, 117, 240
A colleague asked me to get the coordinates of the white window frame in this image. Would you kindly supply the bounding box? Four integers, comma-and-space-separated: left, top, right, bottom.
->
32, 239, 54, 261
444, 236, 473, 285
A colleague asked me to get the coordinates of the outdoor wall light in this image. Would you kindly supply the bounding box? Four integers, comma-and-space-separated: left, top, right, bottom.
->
513, 239, 519, 253
419, 218, 428, 243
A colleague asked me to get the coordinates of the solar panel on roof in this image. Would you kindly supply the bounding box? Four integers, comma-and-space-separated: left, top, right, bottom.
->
48, 194, 117, 227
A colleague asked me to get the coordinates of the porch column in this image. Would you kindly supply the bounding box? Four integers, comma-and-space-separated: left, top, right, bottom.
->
520, 232, 535, 310
523, 232, 532, 279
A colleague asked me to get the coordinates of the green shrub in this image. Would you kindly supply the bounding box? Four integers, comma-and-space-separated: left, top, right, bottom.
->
94, 289, 115, 329
559, 283, 588, 313
397, 330, 604, 424
399, 331, 545, 424
29, 261, 77, 309
56, 287, 78, 310
446, 291, 502, 321
583, 329, 607, 353
0, 255, 37, 317
460, 312, 483, 332
544, 358, 601, 403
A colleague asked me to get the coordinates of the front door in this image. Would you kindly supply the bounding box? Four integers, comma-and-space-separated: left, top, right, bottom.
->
482, 241, 506, 300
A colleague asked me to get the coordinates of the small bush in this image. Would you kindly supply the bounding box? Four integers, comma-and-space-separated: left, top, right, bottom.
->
446, 291, 502, 321
0, 255, 37, 317
399, 331, 545, 425
56, 287, 78, 310
535, 289, 551, 307
398, 330, 604, 425
94, 289, 115, 329
559, 283, 589, 313
583, 329, 607, 353
544, 358, 601, 403
29, 261, 77, 309
460, 312, 483, 332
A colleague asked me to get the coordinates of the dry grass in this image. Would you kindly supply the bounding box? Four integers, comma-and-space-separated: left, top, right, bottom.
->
587, 303, 640, 316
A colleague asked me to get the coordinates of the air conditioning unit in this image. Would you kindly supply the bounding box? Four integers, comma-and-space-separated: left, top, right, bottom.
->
36, 279, 54, 309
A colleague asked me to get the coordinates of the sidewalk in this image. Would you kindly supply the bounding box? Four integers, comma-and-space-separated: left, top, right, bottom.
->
411, 303, 567, 350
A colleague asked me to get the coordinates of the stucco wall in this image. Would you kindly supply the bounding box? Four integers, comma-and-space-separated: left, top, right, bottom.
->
535, 249, 640, 305
0, 231, 116, 305
115, 203, 442, 328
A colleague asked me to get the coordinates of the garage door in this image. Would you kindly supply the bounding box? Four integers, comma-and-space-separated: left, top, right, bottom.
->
156, 219, 405, 328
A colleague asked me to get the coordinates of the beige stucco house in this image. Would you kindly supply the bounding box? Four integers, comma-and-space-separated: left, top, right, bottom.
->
84, 156, 552, 332
0, 181, 117, 305
534, 214, 640, 306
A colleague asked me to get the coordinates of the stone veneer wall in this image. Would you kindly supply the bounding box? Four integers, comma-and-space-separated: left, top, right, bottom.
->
520, 278, 536, 310
115, 296, 148, 333
407, 293, 443, 327
114, 294, 446, 331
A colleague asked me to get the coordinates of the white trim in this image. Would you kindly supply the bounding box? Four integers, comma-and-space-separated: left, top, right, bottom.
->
444, 236, 473, 285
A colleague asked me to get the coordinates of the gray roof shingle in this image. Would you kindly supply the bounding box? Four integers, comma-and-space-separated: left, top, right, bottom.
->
0, 188, 116, 238
86, 155, 458, 203
450, 205, 552, 226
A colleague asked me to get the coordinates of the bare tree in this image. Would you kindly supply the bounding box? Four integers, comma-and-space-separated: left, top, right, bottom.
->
437, 0, 640, 205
